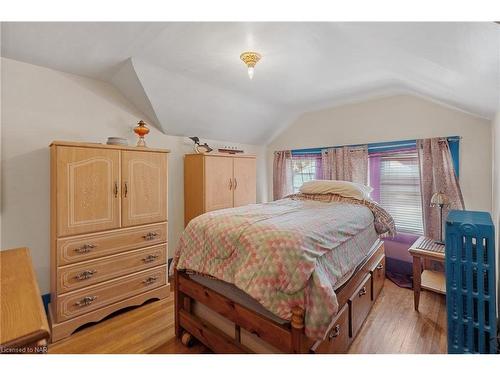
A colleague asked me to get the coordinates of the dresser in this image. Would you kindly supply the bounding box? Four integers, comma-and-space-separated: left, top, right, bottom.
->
49, 141, 170, 342
184, 153, 257, 226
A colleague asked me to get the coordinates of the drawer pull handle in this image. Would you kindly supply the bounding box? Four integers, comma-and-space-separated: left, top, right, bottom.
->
143, 276, 158, 285
74, 244, 96, 253
142, 254, 159, 263
376, 264, 384, 270
143, 232, 158, 241
329, 324, 341, 339
75, 296, 97, 307
75, 269, 97, 280
358, 286, 367, 297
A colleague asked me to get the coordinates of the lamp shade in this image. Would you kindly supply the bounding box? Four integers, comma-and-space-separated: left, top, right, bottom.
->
430, 192, 449, 206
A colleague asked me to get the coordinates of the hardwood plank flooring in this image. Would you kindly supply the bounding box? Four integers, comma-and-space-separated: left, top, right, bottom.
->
348, 279, 446, 353
49, 279, 446, 354
49, 298, 176, 354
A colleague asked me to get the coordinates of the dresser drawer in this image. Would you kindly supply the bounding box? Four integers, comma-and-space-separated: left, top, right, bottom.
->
348, 274, 372, 338
314, 304, 350, 353
370, 255, 385, 301
57, 244, 167, 294
57, 222, 167, 265
56, 266, 166, 322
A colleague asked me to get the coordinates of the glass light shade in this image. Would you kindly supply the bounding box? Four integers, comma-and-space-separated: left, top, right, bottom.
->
247, 67, 254, 79
430, 192, 449, 206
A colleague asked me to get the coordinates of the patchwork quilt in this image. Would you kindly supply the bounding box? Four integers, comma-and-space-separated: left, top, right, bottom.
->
173, 194, 395, 340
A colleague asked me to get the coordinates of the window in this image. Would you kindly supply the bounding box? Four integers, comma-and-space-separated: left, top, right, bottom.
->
291, 154, 321, 192
378, 152, 424, 235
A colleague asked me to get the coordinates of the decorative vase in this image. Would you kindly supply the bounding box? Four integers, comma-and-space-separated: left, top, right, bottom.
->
133, 120, 150, 147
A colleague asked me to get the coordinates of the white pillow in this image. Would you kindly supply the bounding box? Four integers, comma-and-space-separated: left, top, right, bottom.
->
299, 180, 373, 201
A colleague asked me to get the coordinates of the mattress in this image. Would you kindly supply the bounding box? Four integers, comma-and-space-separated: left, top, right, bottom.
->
174, 195, 394, 339
189, 236, 382, 326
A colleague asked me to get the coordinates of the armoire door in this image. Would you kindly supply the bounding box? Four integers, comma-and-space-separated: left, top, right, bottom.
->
233, 157, 257, 207
121, 151, 167, 227
204, 156, 234, 212
56, 147, 121, 237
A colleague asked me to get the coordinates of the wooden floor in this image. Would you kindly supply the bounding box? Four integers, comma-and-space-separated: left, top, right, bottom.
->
49, 279, 446, 354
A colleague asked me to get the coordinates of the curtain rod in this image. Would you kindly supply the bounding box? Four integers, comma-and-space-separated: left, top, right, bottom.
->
290, 136, 461, 154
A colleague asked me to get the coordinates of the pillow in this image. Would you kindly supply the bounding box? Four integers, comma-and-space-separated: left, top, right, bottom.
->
299, 180, 373, 201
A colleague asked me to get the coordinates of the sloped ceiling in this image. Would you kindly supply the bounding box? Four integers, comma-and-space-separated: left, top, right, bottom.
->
2, 22, 499, 144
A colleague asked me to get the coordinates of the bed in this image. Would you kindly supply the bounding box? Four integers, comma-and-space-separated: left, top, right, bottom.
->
172, 193, 395, 353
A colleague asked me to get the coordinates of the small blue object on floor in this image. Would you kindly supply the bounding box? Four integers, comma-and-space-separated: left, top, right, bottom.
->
445, 210, 497, 354
42, 293, 51, 313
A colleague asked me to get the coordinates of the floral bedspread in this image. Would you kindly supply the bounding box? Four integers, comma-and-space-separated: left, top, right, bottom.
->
173, 194, 395, 340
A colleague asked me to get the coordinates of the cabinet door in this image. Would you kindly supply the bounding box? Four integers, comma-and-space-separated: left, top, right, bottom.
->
233, 157, 257, 207
122, 151, 167, 227
56, 147, 121, 237
204, 156, 234, 212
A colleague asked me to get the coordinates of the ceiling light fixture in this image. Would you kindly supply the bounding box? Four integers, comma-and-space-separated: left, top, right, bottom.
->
240, 51, 261, 80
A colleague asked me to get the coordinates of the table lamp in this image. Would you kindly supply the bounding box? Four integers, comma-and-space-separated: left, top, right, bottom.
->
430, 192, 449, 244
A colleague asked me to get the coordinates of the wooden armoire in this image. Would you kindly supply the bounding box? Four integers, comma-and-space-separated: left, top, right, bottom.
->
49, 141, 169, 342
184, 153, 257, 226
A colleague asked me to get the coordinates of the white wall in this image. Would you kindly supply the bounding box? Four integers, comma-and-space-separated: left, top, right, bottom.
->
268, 95, 492, 213
0, 58, 267, 294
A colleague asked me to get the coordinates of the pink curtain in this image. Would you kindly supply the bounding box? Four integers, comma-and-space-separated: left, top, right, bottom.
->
273, 150, 293, 200
417, 138, 465, 240
321, 146, 368, 184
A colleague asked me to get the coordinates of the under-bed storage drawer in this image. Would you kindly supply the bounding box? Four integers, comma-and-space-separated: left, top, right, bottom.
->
370, 255, 385, 301
55, 265, 166, 322
57, 222, 167, 265
348, 274, 372, 338
314, 304, 349, 354
57, 244, 167, 293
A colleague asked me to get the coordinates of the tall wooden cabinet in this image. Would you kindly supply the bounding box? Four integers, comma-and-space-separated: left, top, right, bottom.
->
49, 141, 169, 342
184, 153, 257, 226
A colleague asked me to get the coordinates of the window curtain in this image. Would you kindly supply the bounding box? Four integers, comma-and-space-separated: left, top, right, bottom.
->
273, 150, 293, 200
321, 145, 369, 184
417, 138, 465, 240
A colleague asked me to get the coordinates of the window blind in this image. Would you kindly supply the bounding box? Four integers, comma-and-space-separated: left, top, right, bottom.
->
379, 153, 424, 235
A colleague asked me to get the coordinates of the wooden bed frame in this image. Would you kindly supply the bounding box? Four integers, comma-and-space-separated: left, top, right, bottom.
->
174, 241, 385, 354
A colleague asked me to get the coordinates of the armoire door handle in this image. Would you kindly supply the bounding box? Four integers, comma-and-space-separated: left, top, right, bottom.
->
233, 178, 237, 189
124, 182, 128, 197
229, 178, 233, 190
113, 182, 118, 198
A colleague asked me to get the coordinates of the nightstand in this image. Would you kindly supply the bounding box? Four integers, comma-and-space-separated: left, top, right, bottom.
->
0, 248, 50, 352
408, 236, 446, 311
